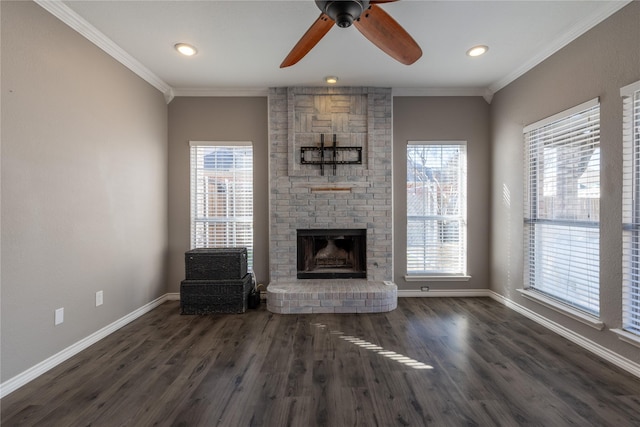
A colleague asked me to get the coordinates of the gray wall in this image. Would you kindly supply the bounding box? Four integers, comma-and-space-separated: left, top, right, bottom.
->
490, 1, 640, 364
167, 97, 269, 291
393, 97, 491, 290
167, 95, 490, 291
1, 1, 169, 381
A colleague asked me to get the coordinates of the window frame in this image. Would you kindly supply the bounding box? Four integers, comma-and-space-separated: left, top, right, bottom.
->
522, 98, 601, 319
621, 80, 640, 339
189, 141, 254, 270
405, 141, 469, 280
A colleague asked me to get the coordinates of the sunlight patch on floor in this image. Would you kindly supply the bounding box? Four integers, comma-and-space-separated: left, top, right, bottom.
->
310, 322, 434, 370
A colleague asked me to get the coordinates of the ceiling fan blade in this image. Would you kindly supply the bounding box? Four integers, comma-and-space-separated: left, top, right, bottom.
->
280, 13, 334, 68
354, 4, 422, 65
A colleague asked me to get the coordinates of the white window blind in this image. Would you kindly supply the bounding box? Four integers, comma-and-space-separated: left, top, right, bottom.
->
524, 99, 600, 316
190, 141, 253, 269
622, 81, 640, 335
407, 142, 467, 275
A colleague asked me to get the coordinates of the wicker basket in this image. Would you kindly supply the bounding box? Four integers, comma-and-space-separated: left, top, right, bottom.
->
185, 248, 248, 280
180, 274, 251, 314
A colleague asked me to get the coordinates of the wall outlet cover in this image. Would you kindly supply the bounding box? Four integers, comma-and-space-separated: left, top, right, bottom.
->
55, 308, 64, 325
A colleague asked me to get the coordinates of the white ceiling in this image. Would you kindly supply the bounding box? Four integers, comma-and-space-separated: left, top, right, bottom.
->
43, 0, 630, 101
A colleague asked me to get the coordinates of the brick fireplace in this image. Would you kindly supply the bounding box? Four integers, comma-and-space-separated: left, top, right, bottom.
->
267, 87, 396, 313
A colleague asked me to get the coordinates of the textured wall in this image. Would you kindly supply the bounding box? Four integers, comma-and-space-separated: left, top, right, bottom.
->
392, 96, 491, 290
1, 1, 168, 382
167, 97, 269, 289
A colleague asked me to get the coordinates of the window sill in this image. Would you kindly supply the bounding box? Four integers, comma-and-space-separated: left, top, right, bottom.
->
405, 275, 471, 282
611, 329, 640, 349
517, 289, 605, 330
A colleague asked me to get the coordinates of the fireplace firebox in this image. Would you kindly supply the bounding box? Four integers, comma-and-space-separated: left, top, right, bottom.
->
297, 229, 366, 279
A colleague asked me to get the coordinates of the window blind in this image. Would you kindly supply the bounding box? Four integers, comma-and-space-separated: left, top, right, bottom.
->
406, 142, 467, 275
524, 99, 600, 316
190, 141, 253, 268
622, 81, 640, 335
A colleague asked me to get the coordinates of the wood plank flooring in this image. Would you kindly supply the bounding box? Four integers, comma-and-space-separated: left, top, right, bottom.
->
2, 297, 640, 426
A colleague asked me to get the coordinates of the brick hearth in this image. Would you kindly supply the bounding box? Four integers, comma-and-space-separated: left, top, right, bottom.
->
267, 280, 397, 314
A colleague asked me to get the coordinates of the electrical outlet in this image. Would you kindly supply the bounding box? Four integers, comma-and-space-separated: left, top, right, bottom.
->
96, 290, 103, 307
421, 286, 430, 292
55, 308, 64, 325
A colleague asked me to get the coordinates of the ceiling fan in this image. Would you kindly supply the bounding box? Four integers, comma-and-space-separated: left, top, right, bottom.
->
280, 0, 422, 68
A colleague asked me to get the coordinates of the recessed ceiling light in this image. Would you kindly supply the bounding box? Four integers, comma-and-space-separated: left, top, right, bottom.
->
466, 45, 489, 57
325, 76, 339, 84
175, 43, 197, 57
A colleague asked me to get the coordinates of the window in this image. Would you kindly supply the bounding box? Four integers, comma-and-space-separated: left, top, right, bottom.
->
622, 81, 640, 336
190, 141, 253, 269
523, 99, 600, 316
406, 142, 467, 276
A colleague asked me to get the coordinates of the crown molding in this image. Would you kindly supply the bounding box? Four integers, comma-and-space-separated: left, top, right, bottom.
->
392, 87, 485, 97
35, 0, 174, 104
170, 87, 497, 103
35, 0, 630, 105
489, 0, 632, 94
392, 87, 494, 104
171, 87, 270, 98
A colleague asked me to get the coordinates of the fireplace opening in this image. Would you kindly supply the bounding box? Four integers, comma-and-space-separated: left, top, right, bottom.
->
297, 229, 366, 279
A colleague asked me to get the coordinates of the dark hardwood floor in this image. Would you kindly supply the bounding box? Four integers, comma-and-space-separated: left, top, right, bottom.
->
3, 297, 640, 426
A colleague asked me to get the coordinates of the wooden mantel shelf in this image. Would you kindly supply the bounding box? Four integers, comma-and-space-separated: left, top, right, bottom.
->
310, 186, 353, 193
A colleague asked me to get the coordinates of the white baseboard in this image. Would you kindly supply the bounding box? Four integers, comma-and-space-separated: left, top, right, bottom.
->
0, 293, 174, 398
398, 288, 492, 298
166, 292, 180, 301
488, 291, 640, 379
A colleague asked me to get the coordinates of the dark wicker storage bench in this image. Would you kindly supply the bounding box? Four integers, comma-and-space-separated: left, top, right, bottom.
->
185, 248, 247, 280
180, 274, 252, 314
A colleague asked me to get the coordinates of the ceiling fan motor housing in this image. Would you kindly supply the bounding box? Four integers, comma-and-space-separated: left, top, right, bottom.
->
316, 0, 370, 28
